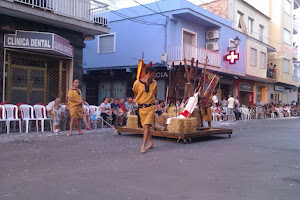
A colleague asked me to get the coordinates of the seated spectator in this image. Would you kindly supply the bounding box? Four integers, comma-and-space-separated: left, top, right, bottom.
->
46, 97, 61, 117
100, 97, 113, 126
234, 105, 241, 120
218, 103, 227, 121
125, 97, 135, 115
109, 98, 114, 105
82, 98, 89, 107
263, 104, 271, 118
250, 104, 256, 119
53, 103, 62, 132
82, 105, 92, 130
119, 99, 126, 126
111, 99, 120, 126
283, 105, 291, 117
211, 103, 222, 121
155, 100, 165, 116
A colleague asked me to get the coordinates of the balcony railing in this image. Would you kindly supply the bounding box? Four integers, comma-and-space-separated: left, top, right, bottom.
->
8, 0, 109, 26
169, 44, 221, 68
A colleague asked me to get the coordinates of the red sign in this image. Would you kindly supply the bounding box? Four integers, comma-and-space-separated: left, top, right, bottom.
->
226, 50, 239, 64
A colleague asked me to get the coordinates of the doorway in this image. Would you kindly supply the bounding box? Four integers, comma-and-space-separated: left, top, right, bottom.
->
5, 51, 70, 104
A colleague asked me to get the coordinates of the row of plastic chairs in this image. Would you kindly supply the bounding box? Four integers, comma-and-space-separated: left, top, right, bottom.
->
82, 105, 105, 129
0, 104, 52, 134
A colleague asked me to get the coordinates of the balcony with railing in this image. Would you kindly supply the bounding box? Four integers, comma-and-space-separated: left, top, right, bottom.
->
6, 0, 109, 26
169, 44, 221, 68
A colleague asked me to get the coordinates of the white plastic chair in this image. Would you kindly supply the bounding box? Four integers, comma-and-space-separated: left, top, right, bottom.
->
3, 104, 22, 133
0, 105, 7, 133
270, 112, 276, 118
241, 108, 251, 120
20, 104, 38, 133
89, 105, 103, 129
34, 105, 53, 132
275, 108, 284, 118
212, 112, 217, 121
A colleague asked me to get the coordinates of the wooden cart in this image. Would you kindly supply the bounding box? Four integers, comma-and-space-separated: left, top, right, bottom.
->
115, 127, 232, 143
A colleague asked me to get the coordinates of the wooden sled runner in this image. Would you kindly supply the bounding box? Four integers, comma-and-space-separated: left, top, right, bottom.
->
115, 127, 232, 143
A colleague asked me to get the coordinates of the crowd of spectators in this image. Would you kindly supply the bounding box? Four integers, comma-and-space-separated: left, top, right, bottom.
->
210, 92, 300, 121
44, 93, 300, 132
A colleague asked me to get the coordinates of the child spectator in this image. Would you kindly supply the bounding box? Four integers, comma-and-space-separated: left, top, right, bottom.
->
53, 103, 62, 132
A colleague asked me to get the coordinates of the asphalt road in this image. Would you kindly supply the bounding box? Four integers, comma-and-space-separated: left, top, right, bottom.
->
0, 117, 300, 200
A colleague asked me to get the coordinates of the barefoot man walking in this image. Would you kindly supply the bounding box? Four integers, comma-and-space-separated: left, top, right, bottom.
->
133, 67, 157, 153
67, 79, 85, 136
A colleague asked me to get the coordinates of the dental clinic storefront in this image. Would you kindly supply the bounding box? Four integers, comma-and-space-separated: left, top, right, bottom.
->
2, 30, 74, 105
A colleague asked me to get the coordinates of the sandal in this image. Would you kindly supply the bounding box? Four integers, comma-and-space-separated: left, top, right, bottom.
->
78, 132, 86, 135
67, 133, 72, 136
140, 148, 146, 154
145, 145, 153, 150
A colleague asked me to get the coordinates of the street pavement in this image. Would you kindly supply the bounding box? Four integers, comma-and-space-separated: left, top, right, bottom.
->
0, 117, 300, 200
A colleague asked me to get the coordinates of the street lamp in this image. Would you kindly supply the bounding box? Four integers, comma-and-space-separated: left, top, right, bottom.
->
234, 36, 241, 46
227, 36, 241, 51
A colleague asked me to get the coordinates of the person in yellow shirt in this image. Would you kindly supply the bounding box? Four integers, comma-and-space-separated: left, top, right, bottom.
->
67, 79, 85, 136
133, 67, 157, 154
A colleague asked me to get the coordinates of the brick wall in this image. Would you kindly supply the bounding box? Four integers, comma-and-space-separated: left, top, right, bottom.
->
200, 0, 229, 19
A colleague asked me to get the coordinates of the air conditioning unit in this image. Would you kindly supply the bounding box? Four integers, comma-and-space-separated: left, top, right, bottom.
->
206, 30, 219, 40
206, 42, 219, 51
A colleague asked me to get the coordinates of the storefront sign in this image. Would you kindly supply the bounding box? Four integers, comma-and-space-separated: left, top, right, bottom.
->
155, 72, 168, 78
4, 30, 73, 57
274, 85, 284, 92
219, 79, 234, 85
239, 83, 253, 92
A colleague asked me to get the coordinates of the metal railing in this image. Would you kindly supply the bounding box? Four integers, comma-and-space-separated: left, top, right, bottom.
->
8, 0, 109, 26
169, 44, 221, 68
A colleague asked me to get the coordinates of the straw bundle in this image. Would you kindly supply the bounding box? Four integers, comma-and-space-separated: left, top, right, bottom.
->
191, 108, 201, 127
126, 115, 138, 129
162, 113, 176, 118
190, 117, 197, 132
167, 106, 184, 115
155, 115, 167, 126
168, 118, 183, 133
183, 118, 192, 133
168, 117, 197, 133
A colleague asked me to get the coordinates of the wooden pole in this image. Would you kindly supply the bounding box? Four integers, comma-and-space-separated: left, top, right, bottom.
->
202, 55, 208, 98
194, 60, 198, 94
183, 58, 194, 102
198, 55, 208, 127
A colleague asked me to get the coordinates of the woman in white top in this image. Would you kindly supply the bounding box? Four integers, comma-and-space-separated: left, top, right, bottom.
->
100, 97, 112, 124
